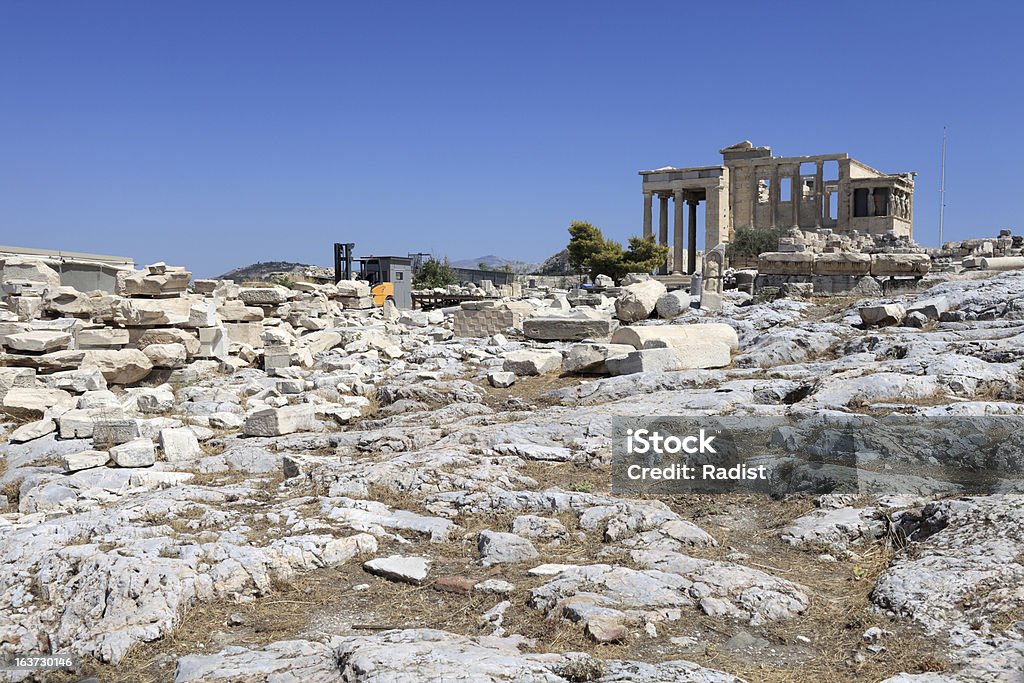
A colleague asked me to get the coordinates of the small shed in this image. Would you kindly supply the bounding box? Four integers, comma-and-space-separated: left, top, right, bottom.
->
359, 256, 413, 309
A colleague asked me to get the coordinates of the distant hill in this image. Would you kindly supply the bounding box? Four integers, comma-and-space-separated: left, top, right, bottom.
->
451, 255, 533, 273
533, 248, 571, 275
215, 261, 327, 283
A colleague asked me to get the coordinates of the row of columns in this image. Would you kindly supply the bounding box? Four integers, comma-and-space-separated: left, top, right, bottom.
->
642, 190, 699, 275
752, 160, 830, 230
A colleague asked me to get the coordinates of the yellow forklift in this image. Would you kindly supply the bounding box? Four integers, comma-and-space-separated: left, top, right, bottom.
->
333, 243, 413, 309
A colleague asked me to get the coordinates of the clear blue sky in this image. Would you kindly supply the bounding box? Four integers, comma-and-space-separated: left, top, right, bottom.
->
1, 1, 1020, 277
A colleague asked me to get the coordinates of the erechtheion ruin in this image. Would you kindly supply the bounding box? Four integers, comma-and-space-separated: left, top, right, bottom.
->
640, 141, 917, 274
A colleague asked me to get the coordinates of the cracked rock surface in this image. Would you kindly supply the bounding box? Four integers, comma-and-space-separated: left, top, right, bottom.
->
2, 265, 1024, 680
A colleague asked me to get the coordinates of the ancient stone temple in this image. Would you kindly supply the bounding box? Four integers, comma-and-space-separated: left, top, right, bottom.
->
640, 141, 916, 273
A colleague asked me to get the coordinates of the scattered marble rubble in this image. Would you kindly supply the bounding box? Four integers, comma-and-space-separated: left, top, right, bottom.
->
0, 255, 1023, 679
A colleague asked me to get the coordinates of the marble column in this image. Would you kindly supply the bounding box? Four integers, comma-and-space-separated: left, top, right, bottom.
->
814, 161, 824, 228
659, 194, 669, 245
769, 166, 779, 229
688, 200, 699, 274
792, 168, 801, 227
673, 189, 685, 274
643, 191, 653, 238
659, 194, 669, 274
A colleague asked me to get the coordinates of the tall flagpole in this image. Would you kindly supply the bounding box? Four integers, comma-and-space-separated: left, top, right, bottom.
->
939, 126, 947, 247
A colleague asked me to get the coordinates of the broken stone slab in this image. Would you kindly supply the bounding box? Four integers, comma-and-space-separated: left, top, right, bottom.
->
4, 330, 72, 353
859, 304, 906, 327
86, 349, 154, 385
614, 280, 667, 322
0, 367, 35, 401
870, 253, 931, 277
197, 327, 229, 359
23, 349, 156, 384
143, 343, 188, 369
135, 328, 201, 356
611, 323, 740, 352
118, 297, 193, 326
134, 386, 175, 414
585, 615, 627, 643
92, 419, 142, 449
478, 530, 540, 566
59, 407, 126, 439
242, 404, 317, 437
487, 370, 516, 388
904, 311, 929, 328
187, 302, 219, 328
45, 287, 117, 318
76, 328, 130, 349
562, 343, 637, 374
333, 280, 372, 299
320, 533, 378, 567
9, 418, 57, 443
224, 322, 264, 349
276, 378, 305, 394
813, 252, 872, 276
109, 438, 156, 467
295, 330, 342, 354
758, 251, 815, 275
209, 412, 243, 430
522, 312, 617, 341
217, 301, 264, 322
642, 339, 732, 370
238, 286, 289, 306
907, 296, 950, 321
0, 256, 61, 289
159, 427, 203, 462
2, 387, 76, 419
363, 555, 431, 585
117, 265, 190, 296
606, 348, 684, 376
39, 369, 107, 394
61, 450, 111, 472
502, 349, 562, 376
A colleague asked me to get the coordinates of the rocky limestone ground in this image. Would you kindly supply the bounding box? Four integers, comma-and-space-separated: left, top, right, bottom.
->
1, 262, 1024, 682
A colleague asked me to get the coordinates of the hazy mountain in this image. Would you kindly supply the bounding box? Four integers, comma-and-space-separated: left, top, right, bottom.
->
451, 255, 534, 272
215, 261, 326, 283
533, 248, 571, 275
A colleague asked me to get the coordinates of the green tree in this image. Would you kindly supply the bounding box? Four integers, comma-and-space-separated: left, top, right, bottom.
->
413, 257, 457, 289
566, 221, 668, 283
566, 221, 605, 275
726, 226, 783, 259
622, 236, 669, 276
588, 238, 626, 281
